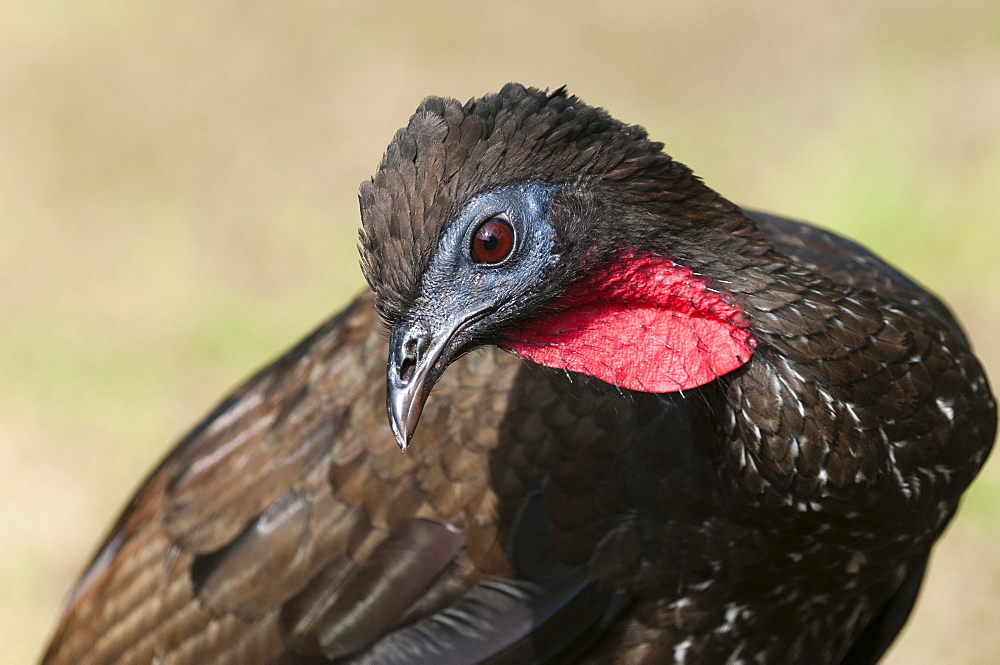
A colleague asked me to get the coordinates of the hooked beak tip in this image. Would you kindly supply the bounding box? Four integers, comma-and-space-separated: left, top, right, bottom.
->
387, 377, 419, 451
389, 407, 411, 451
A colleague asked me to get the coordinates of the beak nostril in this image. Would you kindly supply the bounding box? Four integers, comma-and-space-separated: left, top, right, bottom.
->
396, 332, 427, 385
398, 354, 416, 383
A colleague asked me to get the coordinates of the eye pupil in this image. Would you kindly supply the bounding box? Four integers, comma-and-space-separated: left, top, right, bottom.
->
471, 215, 514, 264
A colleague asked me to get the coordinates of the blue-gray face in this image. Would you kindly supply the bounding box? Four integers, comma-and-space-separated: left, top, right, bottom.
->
385, 182, 563, 448
409, 182, 563, 339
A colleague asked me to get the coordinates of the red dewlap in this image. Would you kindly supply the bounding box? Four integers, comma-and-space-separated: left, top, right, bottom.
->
502, 252, 756, 393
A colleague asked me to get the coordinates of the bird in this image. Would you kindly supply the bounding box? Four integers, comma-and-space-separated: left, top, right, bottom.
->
40, 84, 995, 665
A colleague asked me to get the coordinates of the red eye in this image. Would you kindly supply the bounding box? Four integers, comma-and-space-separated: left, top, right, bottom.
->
470, 215, 515, 264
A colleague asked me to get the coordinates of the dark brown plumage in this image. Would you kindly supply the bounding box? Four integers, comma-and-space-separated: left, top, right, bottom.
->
41, 84, 995, 665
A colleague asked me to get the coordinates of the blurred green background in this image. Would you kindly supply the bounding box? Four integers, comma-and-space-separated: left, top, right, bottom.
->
1, 2, 998, 663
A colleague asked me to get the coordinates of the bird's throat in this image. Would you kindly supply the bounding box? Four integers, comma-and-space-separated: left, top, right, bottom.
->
501, 251, 756, 393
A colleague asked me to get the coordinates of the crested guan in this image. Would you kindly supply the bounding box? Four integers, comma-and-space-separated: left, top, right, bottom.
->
41, 84, 996, 665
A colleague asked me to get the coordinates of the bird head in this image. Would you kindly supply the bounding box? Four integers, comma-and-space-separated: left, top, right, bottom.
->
360, 84, 765, 449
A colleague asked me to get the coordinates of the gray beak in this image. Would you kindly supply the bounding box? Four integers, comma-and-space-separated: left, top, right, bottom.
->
386, 320, 460, 450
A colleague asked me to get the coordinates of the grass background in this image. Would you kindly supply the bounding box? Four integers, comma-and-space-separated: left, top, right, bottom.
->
1, 2, 998, 663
